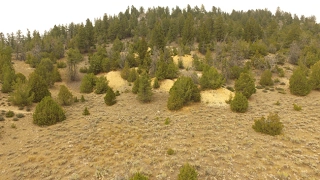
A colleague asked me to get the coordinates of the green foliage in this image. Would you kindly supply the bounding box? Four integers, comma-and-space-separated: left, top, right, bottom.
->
178, 163, 198, 180
80, 73, 97, 93
230, 92, 248, 113
310, 61, 320, 90
79, 66, 89, 73
164, 117, 171, 125
252, 113, 283, 136
80, 95, 85, 102
230, 66, 249, 80
259, 69, 274, 86
9, 79, 34, 107
178, 58, 184, 69
200, 66, 224, 90
192, 54, 204, 71
15, 73, 26, 83
235, 73, 256, 98
289, 67, 311, 96
156, 52, 179, 80
0, 116, 4, 121
104, 87, 116, 106
82, 107, 90, 115
129, 172, 148, 180
95, 76, 109, 94
5, 110, 15, 118
34, 58, 55, 86
33, 96, 66, 126
1, 64, 15, 93
16, 113, 25, 118
28, 72, 51, 102
58, 85, 73, 106
167, 148, 175, 155
137, 73, 153, 103
53, 67, 62, 82
132, 77, 140, 94
167, 77, 200, 110
67, 48, 83, 81
121, 61, 130, 80
293, 103, 302, 111
56, 61, 67, 68
128, 69, 138, 83
153, 77, 160, 89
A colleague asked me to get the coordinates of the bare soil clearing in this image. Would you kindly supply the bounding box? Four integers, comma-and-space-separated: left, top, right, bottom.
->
0, 59, 319, 179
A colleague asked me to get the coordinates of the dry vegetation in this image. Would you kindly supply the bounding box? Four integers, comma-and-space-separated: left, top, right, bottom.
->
0, 56, 319, 180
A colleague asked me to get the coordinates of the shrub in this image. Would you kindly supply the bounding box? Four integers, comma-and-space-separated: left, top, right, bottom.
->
137, 73, 153, 103
121, 61, 130, 80
95, 76, 109, 94
80, 95, 85, 102
235, 72, 256, 98
79, 66, 89, 73
16, 113, 25, 118
178, 59, 184, 69
289, 67, 311, 96
167, 77, 200, 110
82, 107, 90, 115
80, 73, 97, 93
0, 116, 4, 121
9, 79, 34, 107
58, 85, 74, 106
230, 92, 248, 113
164, 117, 170, 125
56, 61, 67, 68
178, 163, 198, 180
33, 96, 66, 126
309, 61, 320, 90
200, 65, 224, 90
13, 117, 19, 121
128, 69, 138, 83
74, 96, 79, 102
293, 103, 302, 111
167, 148, 175, 155
28, 72, 51, 102
252, 113, 283, 136
153, 77, 160, 89
129, 172, 148, 180
5, 110, 15, 118
132, 77, 140, 94
104, 88, 116, 106
259, 69, 274, 86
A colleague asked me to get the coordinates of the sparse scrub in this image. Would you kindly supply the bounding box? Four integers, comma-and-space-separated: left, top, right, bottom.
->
259, 69, 274, 86
83, 107, 90, 116
56, 61, 67, 68
11, 123, 17, 129
178, 163, 198, 180
79, 66, 89, 73
235, 72, 256, 98
5, 110, 14, 118
289, 67, 311, 96
167, 148, 175, 155
80, 95, 85, 102
164, 117, 170, 125
16, 113, 25, 118
0, 116, 4, 121
129, 172, 148, 180
293, 103, 302, 111
57, 85, 74, 106
252, 113, 284, 136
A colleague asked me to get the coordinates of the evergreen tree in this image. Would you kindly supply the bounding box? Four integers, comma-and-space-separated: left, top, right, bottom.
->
200, 66, 225, 90
235, 72, 256, 98
153, 77, 160, 89
28, 72, 51, 102
167, 77, 200, 110
9, 79, 34, 107
104, 87, 116, 106
182, 13, 194, 45
33, 96, 66, 126
137, 73, 153, 103
80, 73, 97, 93
259, 69, 274, 86
132, 76, 140, 94
57, 85, 74, 106
230, 92, 248, 113
95, 76, 109, 94
121, 61, 130, 80
67, 48, 83, 81
289, 67, 311, 96
34, 58, 55, 86
310, 61, 320, 90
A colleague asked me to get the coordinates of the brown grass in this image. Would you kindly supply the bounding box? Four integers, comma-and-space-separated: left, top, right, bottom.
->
0, 59, 319, 179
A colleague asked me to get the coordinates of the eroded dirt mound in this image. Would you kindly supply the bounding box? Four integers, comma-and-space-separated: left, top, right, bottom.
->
201, 88, 234, 107
103, 71, 128, 92
172, 55, 193, 69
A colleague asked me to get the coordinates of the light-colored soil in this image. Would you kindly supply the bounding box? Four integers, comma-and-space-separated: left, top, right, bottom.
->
172, 55, 193, 69
0, 59, 319, 179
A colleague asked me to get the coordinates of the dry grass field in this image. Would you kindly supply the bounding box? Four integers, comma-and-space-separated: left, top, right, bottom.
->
0, 58, 319, 180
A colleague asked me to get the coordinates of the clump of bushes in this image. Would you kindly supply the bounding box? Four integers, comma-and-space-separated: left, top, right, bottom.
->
252, 113, 283, 136
167, 148, 175, 155
16, 113, 25, 118
289, 67, 311, 96
259, 69, 274, 86
5, 110, 15, 118
33, 96, 66, 126
230, 92, 248, 113
104, 88, 116, 106
178, 163, 198, 180
56, 61, 67, 68
167, 77, 200, 110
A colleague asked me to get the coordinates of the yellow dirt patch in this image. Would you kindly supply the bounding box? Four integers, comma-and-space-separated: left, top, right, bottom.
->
201, 88, 234, 107
172, 55, 193, 69
102, 71, 128, 92
159, 79, 175, 92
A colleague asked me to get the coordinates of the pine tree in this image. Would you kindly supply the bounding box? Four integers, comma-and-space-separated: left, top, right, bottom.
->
235, 72, 256, 98
153, 77, 160, 89
58, 85, 73, 106
95, 76, 109, 94
28, 72, 51, 102
200, 66, 224, 90
9, 79, 34, 107
137, 73, 153, 103
259, 69, 274, 86
67, 48, 83, 81
80, 73, 97, 93
121, 61, 130, 80
289, 67, 311, 96
33, 96, 66, 126
230, 92, 248, 113
310, 61, 320, 90
104, 87, 116, 106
